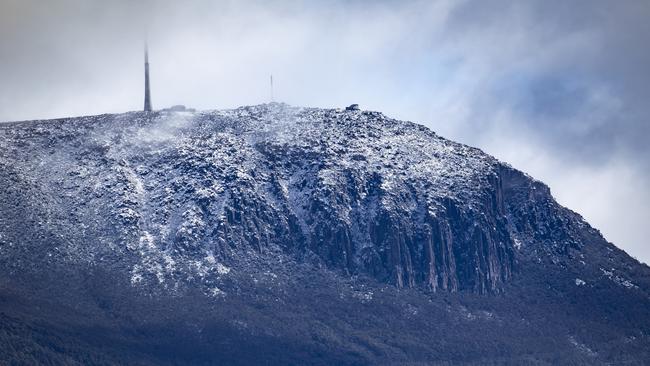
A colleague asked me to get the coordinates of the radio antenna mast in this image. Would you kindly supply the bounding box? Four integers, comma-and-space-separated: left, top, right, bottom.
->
144, 41, 152, 112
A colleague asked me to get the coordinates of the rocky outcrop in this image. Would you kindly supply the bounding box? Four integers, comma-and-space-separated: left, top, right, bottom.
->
0, 104, 628, 295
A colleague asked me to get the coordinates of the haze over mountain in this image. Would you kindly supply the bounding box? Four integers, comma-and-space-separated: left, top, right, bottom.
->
1, 105, 648, 365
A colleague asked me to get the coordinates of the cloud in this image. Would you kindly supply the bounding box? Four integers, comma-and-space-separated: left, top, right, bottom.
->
0, 0, 647, 262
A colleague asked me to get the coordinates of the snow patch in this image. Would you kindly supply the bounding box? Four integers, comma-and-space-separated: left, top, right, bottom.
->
352, 290, 374, 303
216, 263, 231, 275
205, 253, 217, 265
600, 268, 638, 289
568, 336, 597, 357
209, 287, 226, 297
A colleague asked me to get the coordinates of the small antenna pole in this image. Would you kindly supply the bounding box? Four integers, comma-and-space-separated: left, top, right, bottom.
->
270, 74, 274, 103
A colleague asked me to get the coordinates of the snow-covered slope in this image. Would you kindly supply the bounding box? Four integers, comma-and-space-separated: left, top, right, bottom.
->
0, 104, 512, 292
0, 104, 649, 365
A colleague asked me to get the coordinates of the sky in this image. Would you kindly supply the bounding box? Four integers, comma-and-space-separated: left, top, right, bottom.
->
1, 0, 648, 263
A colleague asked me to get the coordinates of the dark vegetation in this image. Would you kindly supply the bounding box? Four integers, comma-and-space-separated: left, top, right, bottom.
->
1, 252, 649, 365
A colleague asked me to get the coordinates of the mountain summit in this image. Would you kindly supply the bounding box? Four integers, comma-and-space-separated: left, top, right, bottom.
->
1, 104, 649, 365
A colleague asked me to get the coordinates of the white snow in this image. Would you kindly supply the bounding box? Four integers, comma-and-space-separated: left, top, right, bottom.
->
216, 263, 231, 275
600, 268, 638, 289
208, 287, 226, 297
568, 336, 597, 357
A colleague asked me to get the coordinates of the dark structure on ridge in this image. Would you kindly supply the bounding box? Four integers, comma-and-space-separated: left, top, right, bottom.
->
144, 43, 152, 112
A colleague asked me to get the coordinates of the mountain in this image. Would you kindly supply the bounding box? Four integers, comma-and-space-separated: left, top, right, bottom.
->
0, 103, 649, 365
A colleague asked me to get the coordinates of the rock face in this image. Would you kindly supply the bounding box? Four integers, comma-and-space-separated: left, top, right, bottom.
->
0, 104, 517, 293
0, 104, 649, 365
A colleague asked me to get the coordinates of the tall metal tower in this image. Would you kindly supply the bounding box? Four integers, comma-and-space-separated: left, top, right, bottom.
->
144, 43, 152, 112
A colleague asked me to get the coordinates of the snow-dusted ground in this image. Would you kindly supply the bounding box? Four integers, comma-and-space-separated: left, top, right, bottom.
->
0, 103, 644, 297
